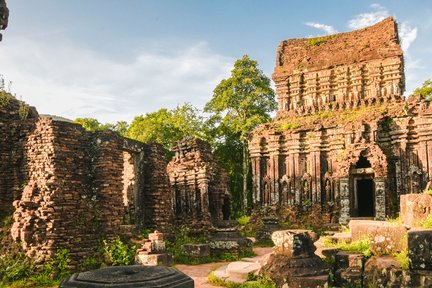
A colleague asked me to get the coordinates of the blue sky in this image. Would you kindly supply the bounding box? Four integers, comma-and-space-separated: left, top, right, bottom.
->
0, 1, 430, 123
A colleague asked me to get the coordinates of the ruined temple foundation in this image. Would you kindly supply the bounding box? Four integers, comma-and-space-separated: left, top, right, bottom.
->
249, 17, 432, 224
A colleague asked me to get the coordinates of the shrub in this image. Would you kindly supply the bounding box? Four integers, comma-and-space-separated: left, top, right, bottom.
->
79, 257, 102, 272
0, 253, 33, 283
237, 216, 250, 226
331, 238, 372, 257
41, 248, 71, 280
103, 237, 136, 266
393, 250, 409, 270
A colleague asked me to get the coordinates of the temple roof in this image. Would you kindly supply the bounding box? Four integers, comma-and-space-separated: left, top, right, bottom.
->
273, 17, 403, 78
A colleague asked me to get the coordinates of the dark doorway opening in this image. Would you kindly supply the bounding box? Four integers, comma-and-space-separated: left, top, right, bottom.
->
222, 196, 231, 220
355, 155, 371, 168
357, 179, 374, 217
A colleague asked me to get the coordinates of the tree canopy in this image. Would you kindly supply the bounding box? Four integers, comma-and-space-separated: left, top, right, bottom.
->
74, 118, 129, 136
414, 79, 432, 101
204, 54, 277, 211
126, 103, 203, 150
204, 54, 277, 142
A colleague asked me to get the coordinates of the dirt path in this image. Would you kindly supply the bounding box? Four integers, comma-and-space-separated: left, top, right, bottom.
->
176, 247, 273, 288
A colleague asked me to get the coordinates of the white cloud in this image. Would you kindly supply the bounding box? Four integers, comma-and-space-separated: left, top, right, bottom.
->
0, 37, 233, 123
305, 22, 338, 35
348, 3, 389, 29
399, 22, 418, 52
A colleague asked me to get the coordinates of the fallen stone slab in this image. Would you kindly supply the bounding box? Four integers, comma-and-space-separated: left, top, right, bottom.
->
349, 220, 407, 255
226, 261, 261, 280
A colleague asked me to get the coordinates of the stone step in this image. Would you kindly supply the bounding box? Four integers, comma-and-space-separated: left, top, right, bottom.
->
330, 232, 352, 243
225, 261, 261, 280
213, 265, 229, 280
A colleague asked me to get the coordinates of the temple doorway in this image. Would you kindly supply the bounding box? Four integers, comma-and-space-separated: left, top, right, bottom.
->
350, 153, 375, 218
356, 178, 374, 217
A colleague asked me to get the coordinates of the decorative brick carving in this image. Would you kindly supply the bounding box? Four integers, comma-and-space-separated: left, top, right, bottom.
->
250, 17, 432, 224
167, 138, 231, 229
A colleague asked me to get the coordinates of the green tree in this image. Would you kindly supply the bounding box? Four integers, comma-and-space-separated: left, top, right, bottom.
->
414, 79, 432, 101
74, 118, 128, 136
204, 55, 276, 211
126, 103, 203, 150
74, 117, 105, 131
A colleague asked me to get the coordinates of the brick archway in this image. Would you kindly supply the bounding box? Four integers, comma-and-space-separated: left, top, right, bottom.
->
336, 143, 388, 178
336, 143, 388, 223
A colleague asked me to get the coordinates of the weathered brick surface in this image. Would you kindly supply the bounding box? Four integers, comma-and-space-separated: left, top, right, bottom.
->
0, 95, 38, 218
274, 17, 403, 116
250, 17, 432, 225
141, 144, 173, 231
11, 118, 125, 264
350, 220, 408, 255
167, 138, 231, 230
400, 194, 432, 227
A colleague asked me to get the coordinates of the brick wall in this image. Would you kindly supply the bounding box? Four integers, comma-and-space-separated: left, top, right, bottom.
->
0, 95, 38, 218
11, 117, 125, 264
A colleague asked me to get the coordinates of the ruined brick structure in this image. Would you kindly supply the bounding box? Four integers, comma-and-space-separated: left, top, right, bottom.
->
0, 95, 38, 219
1, 95, 173, 264
167, 138, 231, 229
250, 17, 432, 224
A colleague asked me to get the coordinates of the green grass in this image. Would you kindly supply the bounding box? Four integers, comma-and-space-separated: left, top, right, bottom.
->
208, 271, 276, 288
324, 237, 372, 257
393, 250, 409, 270
254, 240, 274, 248
421, 214, 432, 228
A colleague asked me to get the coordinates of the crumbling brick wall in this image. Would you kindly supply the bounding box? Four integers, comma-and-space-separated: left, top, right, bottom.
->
141, 144, 174, 231
0, 95, 38, 218
11, 117, 125, 264
167, 138, 231, 230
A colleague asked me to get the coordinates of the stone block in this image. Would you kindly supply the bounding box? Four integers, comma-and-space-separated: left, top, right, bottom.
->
400, 194, 432, 227
334, 252, 364, 287
408, 228, 432, 270
135, 253, 172, 267
271, 230, 318, 258
148, 231, 164, 241
364, 256, 407, 288
255, 218, 282, 241
209, 227, 252, 253
349, 220, 408, 255
181, 244, 210, 258
261, 254, 329, 288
